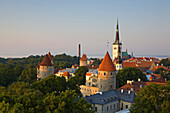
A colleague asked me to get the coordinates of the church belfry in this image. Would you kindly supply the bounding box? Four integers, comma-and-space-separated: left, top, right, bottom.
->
112, 18, 122, 62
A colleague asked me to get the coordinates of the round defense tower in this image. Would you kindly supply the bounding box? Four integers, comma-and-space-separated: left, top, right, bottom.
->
80, 54, 88, 66
98, 52, 116, 92
39, 54, 54, 80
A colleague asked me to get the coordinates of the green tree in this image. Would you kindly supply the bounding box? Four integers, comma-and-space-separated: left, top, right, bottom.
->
74, 66, 89, 85
159, 58, 170, 67
154, 68, 170, 81
130, 82, 170, 113
116, 67, 147, 88
43, 90, 94, 113
31, 74, 67, 95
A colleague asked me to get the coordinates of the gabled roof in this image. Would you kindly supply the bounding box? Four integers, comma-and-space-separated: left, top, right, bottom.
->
152, 65, 170, 72
80, 54, 88, 61
84, 90, 135, 105
123, 62, 137, 68
98, 52, 116, 71
40, 54, 54, 66
138, 61, 154, 68
119, 81, 146, 93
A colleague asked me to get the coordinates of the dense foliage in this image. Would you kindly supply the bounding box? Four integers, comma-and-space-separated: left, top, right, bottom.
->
154, 68, 170, 81
74, 66, 89, 85
130, 82, 170, 113
159, 58, 170, 67
116, 67, 147, 88
0, 75, 94, 113
0, 53, 78, 87
90, 58, 102, 66
0, 54, 94, 112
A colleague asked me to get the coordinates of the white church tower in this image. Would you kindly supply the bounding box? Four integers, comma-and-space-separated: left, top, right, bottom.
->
112, 18, 122, 62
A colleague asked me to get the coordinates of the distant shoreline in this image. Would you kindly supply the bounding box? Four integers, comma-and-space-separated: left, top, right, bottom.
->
0, 54, 170, 59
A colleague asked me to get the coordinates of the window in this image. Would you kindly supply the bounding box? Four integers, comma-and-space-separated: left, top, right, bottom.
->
110, 85, 112, 88
111, 72, 112, 75
95, 107, 97, 111
107, 106, 109, 111
110, 105, 112, 110
126, 105, 128, 109
104, 72, 106, 75
101, 85, 102, 88
114, 47, 117, 50
121, 103, 123, 110
114, 104, 115, 108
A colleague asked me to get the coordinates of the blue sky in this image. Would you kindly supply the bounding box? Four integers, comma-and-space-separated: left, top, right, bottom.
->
0, 0, 170, 58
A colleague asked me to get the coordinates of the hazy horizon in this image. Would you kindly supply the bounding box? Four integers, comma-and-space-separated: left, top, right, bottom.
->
0, 0, 170, 57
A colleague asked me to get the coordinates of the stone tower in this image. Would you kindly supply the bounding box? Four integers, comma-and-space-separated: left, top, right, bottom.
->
112, 18, 122, 61
114, 44, 123, 70
80, 54, 88, 66
37, 53, 54, 80
98, 52, 116, 92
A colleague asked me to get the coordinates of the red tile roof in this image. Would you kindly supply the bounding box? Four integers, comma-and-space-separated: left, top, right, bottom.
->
123, 62, 137, 68
40, 54, 54, 66
118, 81, 146, 93
98, 52, 116, 71
86, 73, 92, 76
138, 61, 154, 68
48, 52, 53, 62
63, 71, 71, 77
145, 82, 166, 85
80, 54, 88, 61
152, 65, 170, 72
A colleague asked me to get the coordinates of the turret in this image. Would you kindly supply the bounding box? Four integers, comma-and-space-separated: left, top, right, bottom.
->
98, 52, 116, 92
38, 54, 54, 80
80, 54, 88, 66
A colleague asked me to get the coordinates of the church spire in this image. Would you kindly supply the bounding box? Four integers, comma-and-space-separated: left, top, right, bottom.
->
115, 17, 120, 44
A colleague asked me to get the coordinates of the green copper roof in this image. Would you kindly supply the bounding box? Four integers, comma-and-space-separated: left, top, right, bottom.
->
122, 52, 129, 56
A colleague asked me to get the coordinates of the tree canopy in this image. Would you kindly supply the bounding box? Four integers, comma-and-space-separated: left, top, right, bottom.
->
0, 75, 94, 113
154, 68, 170, 81
159, 58, 170, 67
74, 66, 89, 85
130, 82, 170, 113
116, 67, 147, 88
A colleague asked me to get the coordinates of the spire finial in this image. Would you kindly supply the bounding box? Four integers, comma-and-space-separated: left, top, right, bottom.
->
117, 17, 118, 25
107, 41, 109, 51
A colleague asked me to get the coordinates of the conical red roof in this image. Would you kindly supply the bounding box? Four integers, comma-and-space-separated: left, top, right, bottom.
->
40, 54, 53, 66
80, 54, 88, 61
63, 71, 71, 76
48, 52, 53, 61
98, 52, 116, 71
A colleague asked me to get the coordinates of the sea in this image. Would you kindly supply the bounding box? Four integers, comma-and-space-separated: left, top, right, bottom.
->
0, 54, 170, 60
